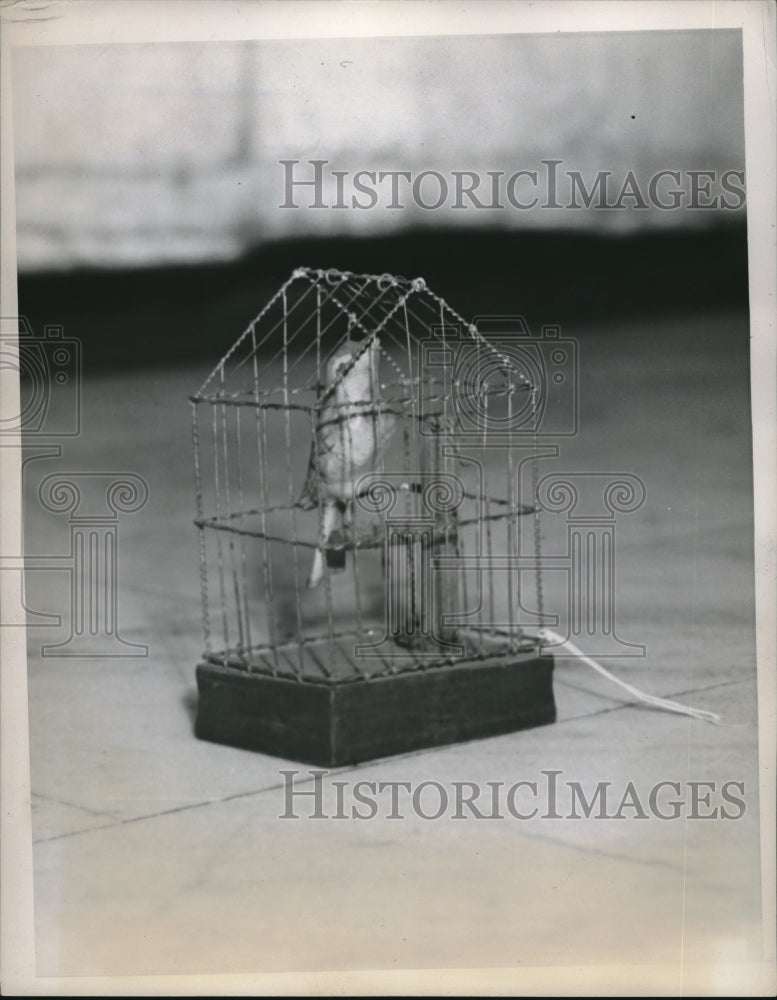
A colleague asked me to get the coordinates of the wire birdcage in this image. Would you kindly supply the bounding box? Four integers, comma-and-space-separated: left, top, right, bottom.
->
191, 267, 555, 763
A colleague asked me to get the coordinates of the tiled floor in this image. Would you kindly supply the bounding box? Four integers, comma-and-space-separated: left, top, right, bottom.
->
21, 310, 770, 991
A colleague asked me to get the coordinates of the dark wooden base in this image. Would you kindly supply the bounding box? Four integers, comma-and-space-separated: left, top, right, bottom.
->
195, 652, 556, 766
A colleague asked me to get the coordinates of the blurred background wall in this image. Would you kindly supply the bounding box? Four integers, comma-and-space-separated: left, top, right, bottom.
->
11, 30, 748, 370
13, 31, 744, 271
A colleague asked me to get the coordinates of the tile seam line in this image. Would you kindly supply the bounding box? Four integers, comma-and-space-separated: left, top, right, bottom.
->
31, 674, 754, 845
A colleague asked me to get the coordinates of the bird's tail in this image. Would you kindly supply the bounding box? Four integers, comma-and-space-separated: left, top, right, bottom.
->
307, 500, 343, 588
308, 548, 326, 589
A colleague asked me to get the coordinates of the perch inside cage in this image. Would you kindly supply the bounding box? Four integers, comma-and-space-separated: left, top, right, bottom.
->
191, 267, 555, 765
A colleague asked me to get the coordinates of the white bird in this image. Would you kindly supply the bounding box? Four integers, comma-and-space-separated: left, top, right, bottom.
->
300, 336, 394, 588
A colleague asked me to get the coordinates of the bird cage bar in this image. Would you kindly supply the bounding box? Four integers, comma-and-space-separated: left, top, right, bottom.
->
193, 434, 541, 666
192, 267, 556, 763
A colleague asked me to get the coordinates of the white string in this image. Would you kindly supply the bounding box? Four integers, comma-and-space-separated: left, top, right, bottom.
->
540, 629, 722, 724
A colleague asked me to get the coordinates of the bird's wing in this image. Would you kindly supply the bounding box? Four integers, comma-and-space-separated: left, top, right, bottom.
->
298, 441, 319, 509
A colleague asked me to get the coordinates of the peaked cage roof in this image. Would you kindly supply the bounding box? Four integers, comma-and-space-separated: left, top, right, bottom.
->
192, 267, 527, 402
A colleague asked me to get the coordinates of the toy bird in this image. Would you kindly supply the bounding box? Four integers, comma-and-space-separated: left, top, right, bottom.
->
300, 336, 394, 588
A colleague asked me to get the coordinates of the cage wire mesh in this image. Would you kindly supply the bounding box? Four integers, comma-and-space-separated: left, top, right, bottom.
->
190, 267, 545, 684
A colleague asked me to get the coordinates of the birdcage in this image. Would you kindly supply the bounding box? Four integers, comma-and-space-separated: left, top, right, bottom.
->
191, 267, 555, 765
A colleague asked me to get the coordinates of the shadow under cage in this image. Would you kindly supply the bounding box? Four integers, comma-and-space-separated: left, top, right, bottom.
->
191, 267, 555, 764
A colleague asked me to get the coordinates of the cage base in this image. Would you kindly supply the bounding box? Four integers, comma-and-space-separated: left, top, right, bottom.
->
195, 651, 555, 766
